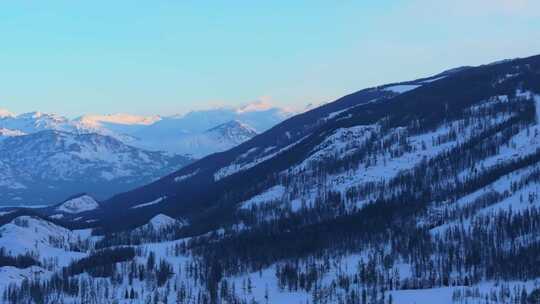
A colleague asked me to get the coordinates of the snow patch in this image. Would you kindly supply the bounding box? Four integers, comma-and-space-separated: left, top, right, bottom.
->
0, 216, 87, 266
384, 84, 421, 94
241, 185, 287, 209
56, 195, 99, 214
141, 214, 182, 230
0, 266, 51, 290
131, 197, 166, 209
174, 170, 200, 183
77, 113, 160, 126
0, 128, 25, 138
214, 136, 308, 181
421, 75, 447, 83
0, 108, 14, 118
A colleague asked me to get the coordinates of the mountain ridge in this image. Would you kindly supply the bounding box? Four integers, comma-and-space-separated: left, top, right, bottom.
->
0, 130, 192, 204
0, 101, 294, 156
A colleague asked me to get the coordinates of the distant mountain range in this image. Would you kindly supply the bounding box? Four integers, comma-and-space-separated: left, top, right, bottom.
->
0, 130, 192, 204
0, 101, 294, 203
126, 101, 293, 157
0, 101, 294, 156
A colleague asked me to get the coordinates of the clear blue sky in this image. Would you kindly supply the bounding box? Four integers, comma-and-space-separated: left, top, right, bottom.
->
1, 0, 539, 117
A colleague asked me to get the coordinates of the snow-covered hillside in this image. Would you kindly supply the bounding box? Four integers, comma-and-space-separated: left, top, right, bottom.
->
0, 128, 25, 139
142, 214, 183, 230
56, 195, 100, 214
0, 216, 91, 265
129, 102, 292, 155
0, 108, 14, 118
142, 120, 258, 158
73, 113, 161, 142
0, 131, 191, 204
0, 111, 74, 134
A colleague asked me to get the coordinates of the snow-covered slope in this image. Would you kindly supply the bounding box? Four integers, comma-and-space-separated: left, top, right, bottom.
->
0, 128, 25, 139
0, 216, 89, 266
0, 131, 191, 204
129, 102, 292, 156
0, 111, 159, 139
143, 120, 258, 158
0, 266, 51, 291
76, 113, 161, 127
142, 214, 182, 230
0, 111, 74, 134
73, 113, 161, 140
0, 108, 14, 118
206, 120, 257, 144
56, 195, 100, 214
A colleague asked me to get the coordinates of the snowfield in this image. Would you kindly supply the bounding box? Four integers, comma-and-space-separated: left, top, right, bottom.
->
56, 195, 100, 214
0, 216, 89, 267
214, 135, 309, 181
383, 84, 421, 94
143, 214, 181, 230
131, 197, 166, 209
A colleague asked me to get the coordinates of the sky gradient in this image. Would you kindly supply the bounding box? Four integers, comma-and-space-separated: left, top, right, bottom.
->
1, 0, 539, 117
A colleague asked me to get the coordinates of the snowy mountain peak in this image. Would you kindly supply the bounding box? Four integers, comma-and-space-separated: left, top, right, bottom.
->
235, 100, 275, 113
138, 119, 259, 158
17, 111, 65, 121
56, 194, 100, 214
0, 108, 14, 118
206, 120, 258, 144
208, 119, 256, 134
0, 215, 88, 269
76, 113, 161, 127
0, 128, 25, 138
144, 214, 181, 230
0, 111, 72, 134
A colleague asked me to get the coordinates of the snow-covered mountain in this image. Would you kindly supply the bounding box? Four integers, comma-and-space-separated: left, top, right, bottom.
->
0, 111, 74, 134
139, 120, 258, 158
76, 113, 161, 128
4, 55, 540, 304
128, 101, 293, 155
0, 101, 293, 157
55, 195, 100, 214
0, 215, 88, 264
0, 110, 159, 137
135, 101, 291, 135
0, 108, 14, 118
0, 130, 191, 204
0, 128, 25, 139
207, 120, 257, 144
73, 113, 161, 140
